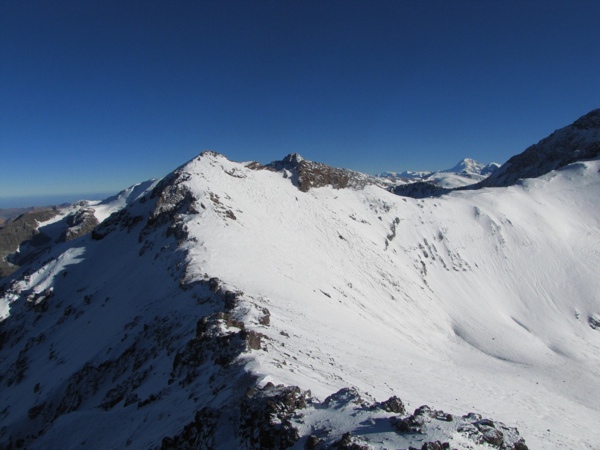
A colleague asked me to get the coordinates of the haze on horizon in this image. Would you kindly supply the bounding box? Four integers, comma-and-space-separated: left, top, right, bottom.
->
1, 0, 599, 207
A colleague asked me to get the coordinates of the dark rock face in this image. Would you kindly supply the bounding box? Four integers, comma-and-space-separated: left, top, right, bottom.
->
476, 109, 600, 188
374, 395, 406, 414
0, 209, 59, 277
239, 383, 311, 449
572, 109, 600, 130
171, 308, 266, 384
263, 154, 377, 192
91, 208, 143, 240
62, 208, 99, 241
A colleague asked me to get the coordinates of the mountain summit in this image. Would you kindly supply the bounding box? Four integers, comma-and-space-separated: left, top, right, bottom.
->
1, 113, 600, 449
444, 158, 500, 177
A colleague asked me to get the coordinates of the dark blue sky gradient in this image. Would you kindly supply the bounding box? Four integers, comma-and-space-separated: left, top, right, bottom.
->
1, 0, 599, 205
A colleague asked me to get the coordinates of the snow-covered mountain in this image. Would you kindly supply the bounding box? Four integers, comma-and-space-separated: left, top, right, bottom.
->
444, 158, 500, 177
478, 108, 600, 188
379, 158, 501, 199
0, 180, 158, 279
379, 158, 500, 190
1, 111, 600, 449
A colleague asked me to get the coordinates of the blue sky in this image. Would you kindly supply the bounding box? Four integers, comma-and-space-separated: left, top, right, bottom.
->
1, 0, 599, 207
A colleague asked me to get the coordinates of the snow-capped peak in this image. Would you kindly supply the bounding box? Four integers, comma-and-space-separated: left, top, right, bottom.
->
443, 158, 500, 176
379, 158, 500, 195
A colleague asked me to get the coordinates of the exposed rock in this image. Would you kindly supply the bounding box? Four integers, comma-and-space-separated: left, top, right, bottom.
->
239, 383, 311, 449
171, 289, 265, 385
305, 434, 322, 449
61, 208, 99, 241
262, 153, 378, 192
323, 387, 369, 408
258, 307, 271, 326
588, 314, 600, 330
373, 395, 406, 414
0, 208, 59, 277
91, 208, 143, 240
139, 171, 199, 240
419, 442, 449, 450
477, 109, 600, 188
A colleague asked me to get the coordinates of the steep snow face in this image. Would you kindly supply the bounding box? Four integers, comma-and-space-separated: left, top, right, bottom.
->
88, 179, 159, 223
176, 152, 600, 448
1, 151, 599, 449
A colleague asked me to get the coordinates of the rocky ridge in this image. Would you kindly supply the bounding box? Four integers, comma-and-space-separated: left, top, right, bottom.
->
257, 153, 379, 192
476, 108, 600, 188
0, 181, 158, 280
0, 150, 537, 449
2, 106, 600, 447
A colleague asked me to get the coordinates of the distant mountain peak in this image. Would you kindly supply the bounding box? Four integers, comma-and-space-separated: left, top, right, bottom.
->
444, 158, 500, 176
379, 157, 500, 197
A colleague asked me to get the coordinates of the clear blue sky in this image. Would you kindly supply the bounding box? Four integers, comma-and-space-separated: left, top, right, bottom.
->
1, 0, 599, 207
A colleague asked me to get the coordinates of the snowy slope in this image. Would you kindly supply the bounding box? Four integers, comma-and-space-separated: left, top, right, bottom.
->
1, 149, 599, 449
88, 179, 159, 223
0, 180, 159, 281
178, 152, 600, 449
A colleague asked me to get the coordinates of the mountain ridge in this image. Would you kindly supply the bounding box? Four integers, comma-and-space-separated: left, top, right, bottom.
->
475, 108, 600, 188
1, 111, 600, 449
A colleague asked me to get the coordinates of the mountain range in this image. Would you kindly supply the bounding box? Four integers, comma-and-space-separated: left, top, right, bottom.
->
379, 158, 501, 188
1, 109, 599, 449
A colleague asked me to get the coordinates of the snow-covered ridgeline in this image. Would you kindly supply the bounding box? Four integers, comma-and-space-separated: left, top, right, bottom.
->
176, 152, 600, 448
0, 149, 598, 448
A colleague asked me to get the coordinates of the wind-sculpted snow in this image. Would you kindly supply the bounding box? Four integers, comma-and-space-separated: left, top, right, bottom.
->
0, 147, 599, 448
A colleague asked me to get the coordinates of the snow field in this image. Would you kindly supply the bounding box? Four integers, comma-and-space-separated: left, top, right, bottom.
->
180, 153, 600, 448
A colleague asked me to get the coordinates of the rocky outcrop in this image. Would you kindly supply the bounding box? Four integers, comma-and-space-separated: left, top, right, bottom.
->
261, 153, 378, 192
304, 390, 528, 450
476, 109, 600, 188
239, 383, 311, 449
91, 208, 144, 240
61, 208, 99, 241
0, 208, 59, 277
1, 202, 109, 278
